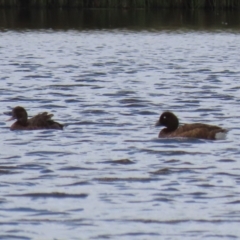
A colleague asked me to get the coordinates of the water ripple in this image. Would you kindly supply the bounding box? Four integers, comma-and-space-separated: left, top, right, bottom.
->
0, 28, 240, 239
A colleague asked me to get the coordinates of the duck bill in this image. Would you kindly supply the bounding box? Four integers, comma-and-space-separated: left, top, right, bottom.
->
6, 116, 15, 122
155, 120, 161, 127
4, 111, 14, 121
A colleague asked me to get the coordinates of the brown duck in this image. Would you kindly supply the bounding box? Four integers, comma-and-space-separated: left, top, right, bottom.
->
155, 111, 227, 140
5, 106, 64, 130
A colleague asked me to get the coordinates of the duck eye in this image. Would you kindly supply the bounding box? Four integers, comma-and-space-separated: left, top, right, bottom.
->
163, 116, 166, 119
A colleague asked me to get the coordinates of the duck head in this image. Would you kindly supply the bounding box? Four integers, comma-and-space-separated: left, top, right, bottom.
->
6, 106, 28, 125
155, 111, 179, 131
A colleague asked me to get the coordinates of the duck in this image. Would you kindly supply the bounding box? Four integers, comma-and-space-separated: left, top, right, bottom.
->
155, 111, 227, 140
5, 106, 64, 130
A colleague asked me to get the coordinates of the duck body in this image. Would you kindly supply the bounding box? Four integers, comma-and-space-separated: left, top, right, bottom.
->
156, 111, 227, 140
6, 106, 63, 131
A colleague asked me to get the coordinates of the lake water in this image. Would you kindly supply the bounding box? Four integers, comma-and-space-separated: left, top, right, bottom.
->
1, 9, 240, 240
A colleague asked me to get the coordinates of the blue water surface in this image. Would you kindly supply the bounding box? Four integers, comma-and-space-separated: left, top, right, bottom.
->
0, 14, 240, 240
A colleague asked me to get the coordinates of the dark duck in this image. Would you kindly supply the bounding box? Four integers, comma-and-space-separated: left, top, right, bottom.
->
155, 111, 227, 140
5, 106, 63, 130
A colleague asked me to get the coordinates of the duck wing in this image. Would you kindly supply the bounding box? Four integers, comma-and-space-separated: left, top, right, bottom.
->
172, 123, 226, 140
28, 112, 63, 130
177, 123, 222, 133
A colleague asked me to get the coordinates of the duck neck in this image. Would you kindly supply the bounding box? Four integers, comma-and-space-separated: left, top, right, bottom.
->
18, 118, 28, 126
167, 118, 179, 132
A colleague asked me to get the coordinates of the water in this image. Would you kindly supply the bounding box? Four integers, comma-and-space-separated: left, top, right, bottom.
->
0, 9, 240, 240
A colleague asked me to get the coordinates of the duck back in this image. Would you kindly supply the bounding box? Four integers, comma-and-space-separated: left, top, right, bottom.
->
160, 123, 226, 140
28, 112, 63, 130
